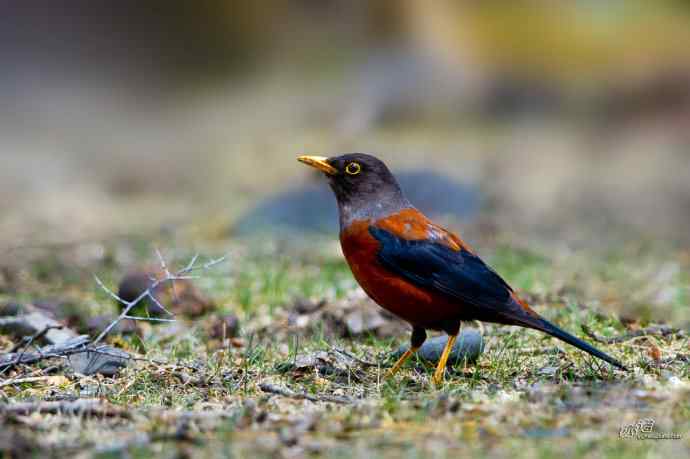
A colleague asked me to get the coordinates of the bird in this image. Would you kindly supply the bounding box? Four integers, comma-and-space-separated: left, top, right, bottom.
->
297, 153, 627, 385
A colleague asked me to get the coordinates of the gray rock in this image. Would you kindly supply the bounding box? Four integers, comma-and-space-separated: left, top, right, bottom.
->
0, 312, 79, 345
393, 329, 484, 367
68, 346, 129, 376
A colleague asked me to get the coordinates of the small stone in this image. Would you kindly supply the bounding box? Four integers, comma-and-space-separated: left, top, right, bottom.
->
209, 313, 240, 339
393, 329, 484, 367
68, 346, 129, 376
0, 312, 79, 345
117, 270, 164, 316
292, 298, 326, 315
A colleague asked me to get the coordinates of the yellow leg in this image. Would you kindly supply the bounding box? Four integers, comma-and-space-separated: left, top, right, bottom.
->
385, 346, 420, 379
432, 334, 458, 385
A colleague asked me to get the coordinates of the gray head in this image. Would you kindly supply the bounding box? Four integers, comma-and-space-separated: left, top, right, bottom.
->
298, 153, 412, 228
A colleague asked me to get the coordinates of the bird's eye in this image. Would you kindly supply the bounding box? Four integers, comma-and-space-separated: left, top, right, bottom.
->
345, 162, 361, 175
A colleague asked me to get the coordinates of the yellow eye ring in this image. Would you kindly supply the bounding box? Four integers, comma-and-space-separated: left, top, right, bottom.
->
345, 162, 361, 175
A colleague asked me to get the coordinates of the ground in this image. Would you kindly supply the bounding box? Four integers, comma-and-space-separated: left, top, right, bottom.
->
1, 99, 689, 458
1, 227, 688, 458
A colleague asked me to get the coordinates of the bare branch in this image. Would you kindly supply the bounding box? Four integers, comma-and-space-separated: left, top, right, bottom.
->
122, 316, 176, 323
155, 248, 172, 278
182, 253, 200, 273
92, 252, 227, 345
203, 255, 227, 270
146, 291, 174, 317
94, 275, 129, 306
155, 248, 178, 303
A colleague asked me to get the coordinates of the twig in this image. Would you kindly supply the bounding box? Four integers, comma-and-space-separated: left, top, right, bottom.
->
93, 252, 227, 344
155, 248, 178, 304
0, 325, 66, 378
0, 336, 91, 373
259, 383, 353, 404
0, 252, 227, 375
122, 316, 176, 323
581, 324, 684, 344
8, 325, 63, 354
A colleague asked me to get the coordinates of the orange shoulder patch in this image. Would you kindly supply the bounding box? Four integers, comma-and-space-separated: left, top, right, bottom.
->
375, 208, 471, 253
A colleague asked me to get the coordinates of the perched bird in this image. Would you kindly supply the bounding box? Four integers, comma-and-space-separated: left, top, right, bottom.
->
298, 153, 627, 384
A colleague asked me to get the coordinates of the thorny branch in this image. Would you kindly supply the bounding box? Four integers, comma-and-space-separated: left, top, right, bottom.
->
0, 252, 226, 376
93, 252, 226, 344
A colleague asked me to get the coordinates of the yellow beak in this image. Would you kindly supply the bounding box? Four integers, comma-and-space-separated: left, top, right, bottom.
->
297, 155, 338, 175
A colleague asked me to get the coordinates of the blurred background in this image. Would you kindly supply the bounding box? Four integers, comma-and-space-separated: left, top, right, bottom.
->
1, 0, 690, 252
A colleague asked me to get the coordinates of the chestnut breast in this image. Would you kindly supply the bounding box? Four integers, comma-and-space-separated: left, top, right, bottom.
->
339, 209, 468, 329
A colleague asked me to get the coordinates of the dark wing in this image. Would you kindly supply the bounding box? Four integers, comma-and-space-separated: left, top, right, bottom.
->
369, 226, 629, 369
369, 226, 513, 312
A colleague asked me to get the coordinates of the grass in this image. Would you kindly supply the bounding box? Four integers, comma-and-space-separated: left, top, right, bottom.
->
0, 233, 688, 458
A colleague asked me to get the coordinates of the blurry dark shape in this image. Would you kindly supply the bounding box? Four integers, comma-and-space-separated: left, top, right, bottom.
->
599, 70, 690, 129
0, 302, 23, 316
67, 346, 129, 377
234, 170, 481, 236
208, 313, 240, 340
292, 297, 327, 315
117, 270, 164, 317
117, 268, 215, 318
393, 330, 484, 367
482, 74, 564, 119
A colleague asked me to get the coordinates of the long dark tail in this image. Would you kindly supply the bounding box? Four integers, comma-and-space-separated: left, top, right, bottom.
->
517, 315, 628, 371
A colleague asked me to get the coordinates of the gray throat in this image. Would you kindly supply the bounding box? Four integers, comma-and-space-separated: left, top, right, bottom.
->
337, 192, 413, 231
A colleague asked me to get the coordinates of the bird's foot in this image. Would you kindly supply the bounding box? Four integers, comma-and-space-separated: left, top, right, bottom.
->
385, 347, 418, 380
432, 367, 446, 386
431, 333, 458, 386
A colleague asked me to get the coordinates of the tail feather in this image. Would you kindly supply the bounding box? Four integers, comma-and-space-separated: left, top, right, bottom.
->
516, 315, 628, 371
